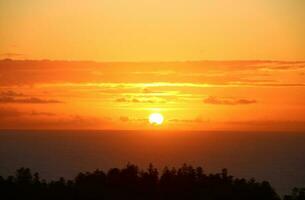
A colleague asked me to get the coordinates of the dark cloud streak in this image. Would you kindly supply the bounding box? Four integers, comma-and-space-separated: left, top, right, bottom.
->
0, 96, 63, 104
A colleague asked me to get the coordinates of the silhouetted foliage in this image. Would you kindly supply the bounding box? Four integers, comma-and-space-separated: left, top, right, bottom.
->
0, 164, 291, 200
284, 188, 305, 200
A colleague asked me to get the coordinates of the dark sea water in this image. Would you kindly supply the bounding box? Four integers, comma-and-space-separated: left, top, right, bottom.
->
0, 130, 304, 195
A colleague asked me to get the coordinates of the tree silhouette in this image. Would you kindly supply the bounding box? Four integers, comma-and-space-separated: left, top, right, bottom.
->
284, 188, 305, 200
0, 163, 294, 200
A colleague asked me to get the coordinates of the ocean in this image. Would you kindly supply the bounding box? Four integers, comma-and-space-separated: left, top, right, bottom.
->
0, 130, 304, 195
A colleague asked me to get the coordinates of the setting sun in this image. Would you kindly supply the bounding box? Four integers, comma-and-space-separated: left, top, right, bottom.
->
149, 113, 164, 125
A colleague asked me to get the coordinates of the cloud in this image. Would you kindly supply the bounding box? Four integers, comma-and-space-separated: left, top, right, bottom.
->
0, 89, 63, 104
169, 117, 204, 123
0, 96, 63, 104
132, 71, 175, 75
115, 97, 166, 104
116, 97, 128, 102
143, 88, 154, 93
30, 111, 56, 116
0, 53, 25, 58
142, 88, 168, 94
0, 107, 56, 119
0, 90, 25, 97
0, 107, 110, 129
120, 116, 129, 122
203, 96, 257, 105
0, 107, 23, 118
1, 60, 304, 87
119, 116, 147, 123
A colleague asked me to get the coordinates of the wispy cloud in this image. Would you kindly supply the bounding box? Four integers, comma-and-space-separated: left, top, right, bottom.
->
0, 53, 25, 58
0, 96, 62, 104
0, 107, 56, 119
0, 90, 25, 97
0, 107, 110, 129
203, 96, 257, 105
132, 71, 175, 75
30, 111, 56, 116
119, 116, 129, 122
115, 97, 166, 104
169, 117, 203, 123
0, 90, 63, 104
36, 81, 305, 90
119, 116, 147, 123
0, 107, 23, 118
1, 60, 304, 87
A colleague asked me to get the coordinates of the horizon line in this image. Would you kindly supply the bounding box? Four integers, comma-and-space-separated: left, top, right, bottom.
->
0, 128, 303, 134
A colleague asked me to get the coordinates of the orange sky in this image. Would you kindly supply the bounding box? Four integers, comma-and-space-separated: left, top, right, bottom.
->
0, 0, 304, 61
0, 1, 304, 131
0, 60, 305, 131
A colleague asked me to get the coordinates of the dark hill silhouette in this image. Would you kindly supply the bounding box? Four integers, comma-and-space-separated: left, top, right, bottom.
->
0, 164, 302, 200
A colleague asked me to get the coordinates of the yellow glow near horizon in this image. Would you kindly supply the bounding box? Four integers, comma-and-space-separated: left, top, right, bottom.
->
0, 60, 304, 131
149, 113, 164, 126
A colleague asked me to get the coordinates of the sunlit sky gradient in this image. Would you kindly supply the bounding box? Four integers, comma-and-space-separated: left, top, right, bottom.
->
0, 0, 304, 61
0, 1, 304, 131
1, 60, 305, 131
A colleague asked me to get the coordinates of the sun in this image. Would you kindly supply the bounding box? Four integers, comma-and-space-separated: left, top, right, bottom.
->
149, 113, 164, 125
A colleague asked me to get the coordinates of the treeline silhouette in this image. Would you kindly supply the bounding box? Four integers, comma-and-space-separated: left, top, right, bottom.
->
0, 164, 303, 200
